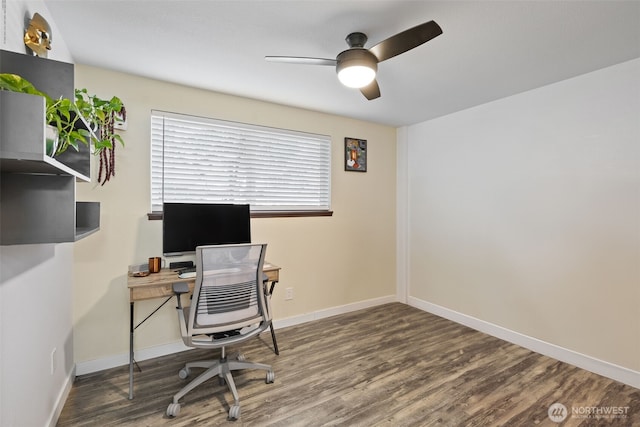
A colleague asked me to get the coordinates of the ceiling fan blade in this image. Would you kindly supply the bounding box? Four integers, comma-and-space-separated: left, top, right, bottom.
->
360, 79, 380, 100
369, 20, 442, 62
264, 56, 337, 66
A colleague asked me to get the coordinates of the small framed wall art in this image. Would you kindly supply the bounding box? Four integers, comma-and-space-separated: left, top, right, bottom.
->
345, 137, 367, 172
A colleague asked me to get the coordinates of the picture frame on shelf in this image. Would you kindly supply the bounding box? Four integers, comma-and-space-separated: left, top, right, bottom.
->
345, 137, 367, 172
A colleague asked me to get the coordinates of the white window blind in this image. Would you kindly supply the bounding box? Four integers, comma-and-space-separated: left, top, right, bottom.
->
151, 111, 331, 212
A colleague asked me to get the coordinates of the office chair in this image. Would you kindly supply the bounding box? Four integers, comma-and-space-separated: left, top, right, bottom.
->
166, 243, 275, 420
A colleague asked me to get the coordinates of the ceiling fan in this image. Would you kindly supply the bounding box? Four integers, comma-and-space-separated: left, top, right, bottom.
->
265, 20, 442, 100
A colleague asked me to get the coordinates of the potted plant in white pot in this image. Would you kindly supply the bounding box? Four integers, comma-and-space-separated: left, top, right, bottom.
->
0, 73, 90, 156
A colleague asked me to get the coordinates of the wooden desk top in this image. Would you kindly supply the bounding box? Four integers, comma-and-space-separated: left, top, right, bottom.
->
127, 263, 280, 302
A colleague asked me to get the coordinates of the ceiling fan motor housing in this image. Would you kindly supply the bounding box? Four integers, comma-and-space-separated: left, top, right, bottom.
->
345, 32, 368, 48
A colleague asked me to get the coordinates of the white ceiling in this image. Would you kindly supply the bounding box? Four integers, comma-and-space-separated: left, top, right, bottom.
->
45, 0, 640, 127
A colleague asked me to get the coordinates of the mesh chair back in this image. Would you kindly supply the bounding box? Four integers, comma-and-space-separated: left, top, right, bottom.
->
188, 244, 268, 335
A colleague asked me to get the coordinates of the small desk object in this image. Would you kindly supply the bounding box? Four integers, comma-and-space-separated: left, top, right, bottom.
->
126, 263, 280, 399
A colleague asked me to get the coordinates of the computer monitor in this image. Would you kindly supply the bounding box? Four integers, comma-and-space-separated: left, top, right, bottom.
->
162, 202, 251, 256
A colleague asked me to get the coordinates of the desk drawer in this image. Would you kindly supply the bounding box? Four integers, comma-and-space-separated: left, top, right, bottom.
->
130, 281, 194, 302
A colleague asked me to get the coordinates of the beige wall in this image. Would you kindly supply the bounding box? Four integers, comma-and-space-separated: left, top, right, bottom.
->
73, 65, 397, 363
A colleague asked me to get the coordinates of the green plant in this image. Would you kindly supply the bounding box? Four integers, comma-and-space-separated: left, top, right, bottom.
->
47, 96, 91, 154
74, 88, 125, 151
0, 74, 127, 184
0, 73, 90, 155
0, 72, 45, 95
75, 88, 126, 185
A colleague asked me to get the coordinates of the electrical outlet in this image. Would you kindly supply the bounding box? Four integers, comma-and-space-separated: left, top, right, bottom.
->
285, 287, 294, 300
50, 348, 57, 375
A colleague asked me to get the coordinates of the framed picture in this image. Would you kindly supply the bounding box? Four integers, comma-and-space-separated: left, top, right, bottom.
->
345, 137, 367, 172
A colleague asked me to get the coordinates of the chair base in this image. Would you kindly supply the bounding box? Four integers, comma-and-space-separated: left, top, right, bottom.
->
167, 352, 274, 420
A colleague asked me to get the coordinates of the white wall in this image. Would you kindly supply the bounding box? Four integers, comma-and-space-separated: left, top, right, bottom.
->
1, 0, 72, 60
0, 245, 74, 427
403, 58, 640, 387
72, 65, 397, 372
1, 2, 75, 426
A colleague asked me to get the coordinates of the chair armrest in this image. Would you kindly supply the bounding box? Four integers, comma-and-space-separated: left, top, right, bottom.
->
173, 281, 190, 310
173, 281, 190, 295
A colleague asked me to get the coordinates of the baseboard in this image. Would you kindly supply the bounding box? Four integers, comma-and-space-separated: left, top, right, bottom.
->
75, 295, 397, 376
408, 296, 640, 390
273, 294, 397, 329
75, 341, 192, 376
47, 364, 75, 427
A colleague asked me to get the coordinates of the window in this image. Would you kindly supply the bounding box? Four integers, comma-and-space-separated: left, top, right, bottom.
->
151, 111, 331, 214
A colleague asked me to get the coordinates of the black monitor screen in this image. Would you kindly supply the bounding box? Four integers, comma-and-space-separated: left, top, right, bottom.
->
162, 203, 251, 256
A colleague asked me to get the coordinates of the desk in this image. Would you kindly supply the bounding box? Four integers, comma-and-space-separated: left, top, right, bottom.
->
126, 263, 280, 399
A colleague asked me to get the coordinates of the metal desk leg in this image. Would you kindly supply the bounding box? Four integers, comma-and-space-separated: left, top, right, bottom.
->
128, 296, 173, 399
269, 281, 280, 355
129, 301, 134, 399
269, 323, 280, 355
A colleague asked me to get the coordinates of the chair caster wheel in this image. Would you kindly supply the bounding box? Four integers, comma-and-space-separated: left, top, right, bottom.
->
228, 404, 241, 420
266, 370, 275, 383
178, 367, 190, 379
166, 402, 181, 417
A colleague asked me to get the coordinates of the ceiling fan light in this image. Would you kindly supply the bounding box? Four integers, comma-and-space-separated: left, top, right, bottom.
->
336, 49, 378, 88
338, 66, 376, 88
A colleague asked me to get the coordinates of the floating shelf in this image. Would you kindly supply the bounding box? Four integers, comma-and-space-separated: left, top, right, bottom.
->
76, 201, 101, 241
0, 49, 100, 245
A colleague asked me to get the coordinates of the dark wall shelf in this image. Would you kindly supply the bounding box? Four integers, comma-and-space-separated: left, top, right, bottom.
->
1, 49, 74, 100
0, 49, 100, 245
76, 201, 101, 240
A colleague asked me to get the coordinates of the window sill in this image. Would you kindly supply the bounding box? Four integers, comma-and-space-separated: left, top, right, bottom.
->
147, 210, 333, 220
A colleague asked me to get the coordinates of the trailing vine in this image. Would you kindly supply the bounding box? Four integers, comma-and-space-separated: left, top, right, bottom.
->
75, 89, 126, 185
96, 104, 126, 185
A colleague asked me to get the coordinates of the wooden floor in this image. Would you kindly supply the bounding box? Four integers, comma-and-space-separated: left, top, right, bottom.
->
58, 303, 639, 426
